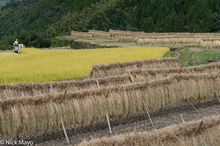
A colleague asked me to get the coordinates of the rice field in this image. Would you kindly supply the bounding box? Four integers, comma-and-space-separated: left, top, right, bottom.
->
0, 47, 169, 83
1, 61, 220, 99
1, 31, 220, 144
1, 73, 220, 137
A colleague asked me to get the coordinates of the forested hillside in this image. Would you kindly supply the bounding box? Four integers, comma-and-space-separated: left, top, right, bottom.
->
0, 0, 219, 50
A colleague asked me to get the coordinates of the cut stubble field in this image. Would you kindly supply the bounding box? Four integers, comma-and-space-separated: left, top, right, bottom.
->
0, 47, 169, 83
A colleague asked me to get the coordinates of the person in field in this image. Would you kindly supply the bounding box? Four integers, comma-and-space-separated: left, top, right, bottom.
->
13, 39, 21, 54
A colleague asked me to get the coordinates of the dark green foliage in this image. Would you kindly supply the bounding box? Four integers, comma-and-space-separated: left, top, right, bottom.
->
0, 0, 220, 50
0, 0, 11, 9
50, 37, 74, 47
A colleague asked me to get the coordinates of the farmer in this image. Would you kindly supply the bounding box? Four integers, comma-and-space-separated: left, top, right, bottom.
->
13, 39, 21, 54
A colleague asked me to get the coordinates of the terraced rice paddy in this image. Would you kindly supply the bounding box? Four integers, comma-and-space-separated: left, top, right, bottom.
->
1, 61, 220, 99
1, 32, 220, 146
0, 47, 169, 83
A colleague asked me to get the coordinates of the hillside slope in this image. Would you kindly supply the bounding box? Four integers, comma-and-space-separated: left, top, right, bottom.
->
0, 0, 219, 50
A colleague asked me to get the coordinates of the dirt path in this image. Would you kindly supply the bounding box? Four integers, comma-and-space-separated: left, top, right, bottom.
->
16, 99, 220, 146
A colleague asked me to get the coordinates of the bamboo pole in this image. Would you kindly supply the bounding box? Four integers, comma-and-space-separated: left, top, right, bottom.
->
180, 114, 185, 123
61, 119, 70, 144
142, 101, 154, 127
106, 114, 112, 134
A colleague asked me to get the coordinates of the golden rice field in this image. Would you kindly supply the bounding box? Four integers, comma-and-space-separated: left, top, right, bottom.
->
0, 47, 169, 83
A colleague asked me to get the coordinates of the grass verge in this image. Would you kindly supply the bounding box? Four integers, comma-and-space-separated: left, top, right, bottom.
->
165, 46, 220, 67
